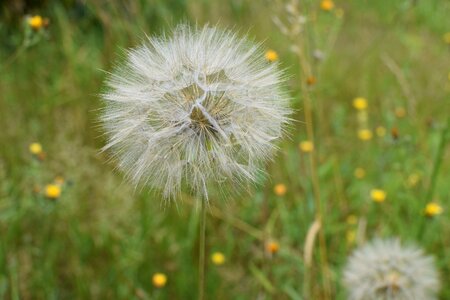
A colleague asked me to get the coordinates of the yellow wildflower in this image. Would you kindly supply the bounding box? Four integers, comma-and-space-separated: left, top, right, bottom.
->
371, 189, 386, 203
346, 230, 356, 244
376, 126, 386, 137
354, 168, 365, 179
274, 183, 287, 196
28, 15, 43, 30
45, 184, 61, 199
443, 32, 450, 44
29, 142, 43, 155
353, 97, 368, 110
211, 252, 225, 265
265, 50, 278, 62
265, 241, 280, 254
358, 129, 373, 141
320, 0, 334, 11
152, 273, 167, 288
395, 107, 406, 118
424, 202, 443, 217
306, 76, 316, 86
346, 215, 358, 225
299, 140, 314, 153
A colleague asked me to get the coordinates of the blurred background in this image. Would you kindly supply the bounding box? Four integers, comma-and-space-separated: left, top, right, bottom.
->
0, 0, 449, 299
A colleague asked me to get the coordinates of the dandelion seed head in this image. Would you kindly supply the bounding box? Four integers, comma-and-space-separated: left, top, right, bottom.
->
100, 24, 291, 199
344, 239, 440, 300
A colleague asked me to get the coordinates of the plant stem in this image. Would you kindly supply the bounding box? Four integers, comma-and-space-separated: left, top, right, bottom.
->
425, 117, 449, 202
199, 197, 207, 300
296, 44, 332, 300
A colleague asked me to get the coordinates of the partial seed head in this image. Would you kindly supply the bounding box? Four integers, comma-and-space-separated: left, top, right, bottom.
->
344, 239, 440, 300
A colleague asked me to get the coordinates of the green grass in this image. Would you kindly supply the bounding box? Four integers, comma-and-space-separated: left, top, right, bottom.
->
0, 0, 449, 299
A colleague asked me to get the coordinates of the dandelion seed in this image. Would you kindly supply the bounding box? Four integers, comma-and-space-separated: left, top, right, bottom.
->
376, 126, 386, 137
265, 49, 279, 62
395, 107, 406, 118
45, 184, 61, 199
357, 129, 373, 141
313, 49, 325, 61
211, 252, 225, 265
100, 25, 291, 199
299, 140, 314, 153
370, 189, 386, 203
353, 97, 368, 110
265, 241, 280, 255
28, 15, 43, 30
344, 239, 440, 300
152, 273, 167, 288
320, 0, 335, 11
29, 142, 43, 155
424, 202, 443, 217
353, 168, 365, 179
274, 183, 287, 196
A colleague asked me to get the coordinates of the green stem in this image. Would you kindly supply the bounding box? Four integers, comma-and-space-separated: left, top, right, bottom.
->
199, 198, 207, 300
425, 117, 449, 202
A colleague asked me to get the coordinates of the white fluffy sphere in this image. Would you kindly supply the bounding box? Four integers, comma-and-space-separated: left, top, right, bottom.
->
100, 24, 291, 199
343, 239, 440, 300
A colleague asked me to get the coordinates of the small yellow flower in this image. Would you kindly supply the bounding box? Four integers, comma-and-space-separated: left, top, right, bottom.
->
274, 183, 287, 196
45, 184, 61, 199
395, 107, 406, 118
353, 97, 368, 110
28, 15, 43, 30
306, 76, 317, 86
265, 241, 280, 254
346, 230, 356, 244
299, 140, 314, 153
211, 252, 225, 265
346, 215, 358, 225
371, 189, 386, 203
424, 202, 443, 217
320, 0, 334, 11
357, 129, 373, 141
265, 50, 278, 62
376, 126, 386, 137
29, 143, 43, 155
443, 32, 450, 44
152, 273, 167, 288
353, 168, 365, 179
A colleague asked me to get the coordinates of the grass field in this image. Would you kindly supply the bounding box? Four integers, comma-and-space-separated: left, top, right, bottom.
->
1, 0, 449, 299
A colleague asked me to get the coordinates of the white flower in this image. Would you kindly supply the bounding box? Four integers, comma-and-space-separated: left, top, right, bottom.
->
100, 24, 291, 199
343, 239, 440, 300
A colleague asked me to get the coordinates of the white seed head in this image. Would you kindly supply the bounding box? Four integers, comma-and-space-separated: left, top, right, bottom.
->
343, 239, 440, 300
100, 24, 291, 199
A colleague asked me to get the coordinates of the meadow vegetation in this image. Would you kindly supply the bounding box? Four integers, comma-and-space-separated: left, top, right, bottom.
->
0, 0, 449, 299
